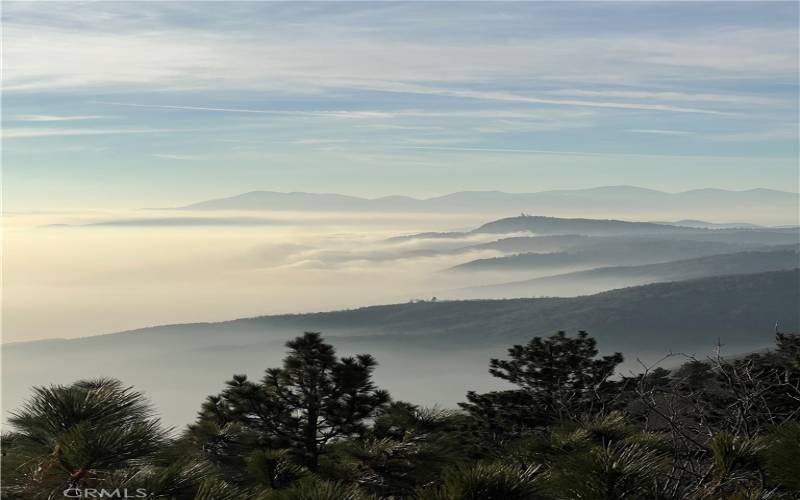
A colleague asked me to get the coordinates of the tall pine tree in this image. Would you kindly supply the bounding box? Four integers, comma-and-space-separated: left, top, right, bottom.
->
198, 332, 389, 471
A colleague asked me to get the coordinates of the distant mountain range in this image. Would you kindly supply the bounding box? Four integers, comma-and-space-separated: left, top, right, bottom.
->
460, 248, 800, 297
175, 186, 799, 225
5, 270, 798, 426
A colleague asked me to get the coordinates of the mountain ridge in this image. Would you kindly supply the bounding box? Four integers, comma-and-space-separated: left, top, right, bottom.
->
175, 187, 800, 224
5, 270, 798, 426
6, 269, 798, 349
181, 186, 799, 206
460, 248, 800, 297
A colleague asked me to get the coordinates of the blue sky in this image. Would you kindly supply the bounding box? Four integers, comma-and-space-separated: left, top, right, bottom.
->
2, 1, 798, 210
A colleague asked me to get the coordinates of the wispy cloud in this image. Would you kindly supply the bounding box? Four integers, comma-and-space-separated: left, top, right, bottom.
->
354, 83, 731, 115
152, 153, 206, 161
2, 127, 193, 139
94, 101, 308, 116
396, 137, 473, 146
627, 129, 695, 136
707, 129, 799, 142
547, 89, 776, 106
402, 145, 655, 157
95, 101, 597, 120
92, 101, 396, 119
92, 97, 716, 126
294, 138, 350, 145
400, 145, 771, 160
4, 5, 795, 114
357, 124, 445, 132
476, 119, 591, 134
627, 128, 798, 142
12, 114, 107, 122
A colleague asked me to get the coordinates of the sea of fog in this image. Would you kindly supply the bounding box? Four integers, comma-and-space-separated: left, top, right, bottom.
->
3, 209, 548, 343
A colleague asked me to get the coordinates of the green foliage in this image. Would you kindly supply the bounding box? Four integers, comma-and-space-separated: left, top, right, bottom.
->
3, 331, 799, 499
197, 332, 390, 471
416, 462, 543, 500
487, 331, 622, 399
462, 331, 623, 435
546, 440, 668, 500
497, 414, 670, 500
2, 378, 168, 498
761, 423, 800, 491
708, 432, 763, 480
194, 476, 263, 500
246, 449, 307, 489
321, 403, 480, 498
269, 478, 372, 500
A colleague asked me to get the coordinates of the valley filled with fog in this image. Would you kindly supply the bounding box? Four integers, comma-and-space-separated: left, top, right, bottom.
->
3, 189, 799, 426
5, 189, 798, 343
4, 209, 514, 343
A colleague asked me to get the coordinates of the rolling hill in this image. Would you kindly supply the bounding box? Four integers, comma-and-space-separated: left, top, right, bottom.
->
4, 270, 798, 427
454, 231, 799, 256
471, 215, 696, 235
447, 236, 793, 272
394, 216, 799, 243
461, 248, 800, 297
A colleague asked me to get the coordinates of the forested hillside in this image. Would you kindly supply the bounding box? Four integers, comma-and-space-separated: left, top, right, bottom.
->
4, 270, 798, 429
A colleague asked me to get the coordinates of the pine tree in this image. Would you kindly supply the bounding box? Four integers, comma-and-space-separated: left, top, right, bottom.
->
2, 378, 167, 499
198, 332, 390, 471
462, 331, 623, 433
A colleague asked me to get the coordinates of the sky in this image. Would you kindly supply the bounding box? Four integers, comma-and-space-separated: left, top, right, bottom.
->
2, 1, 799, 211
